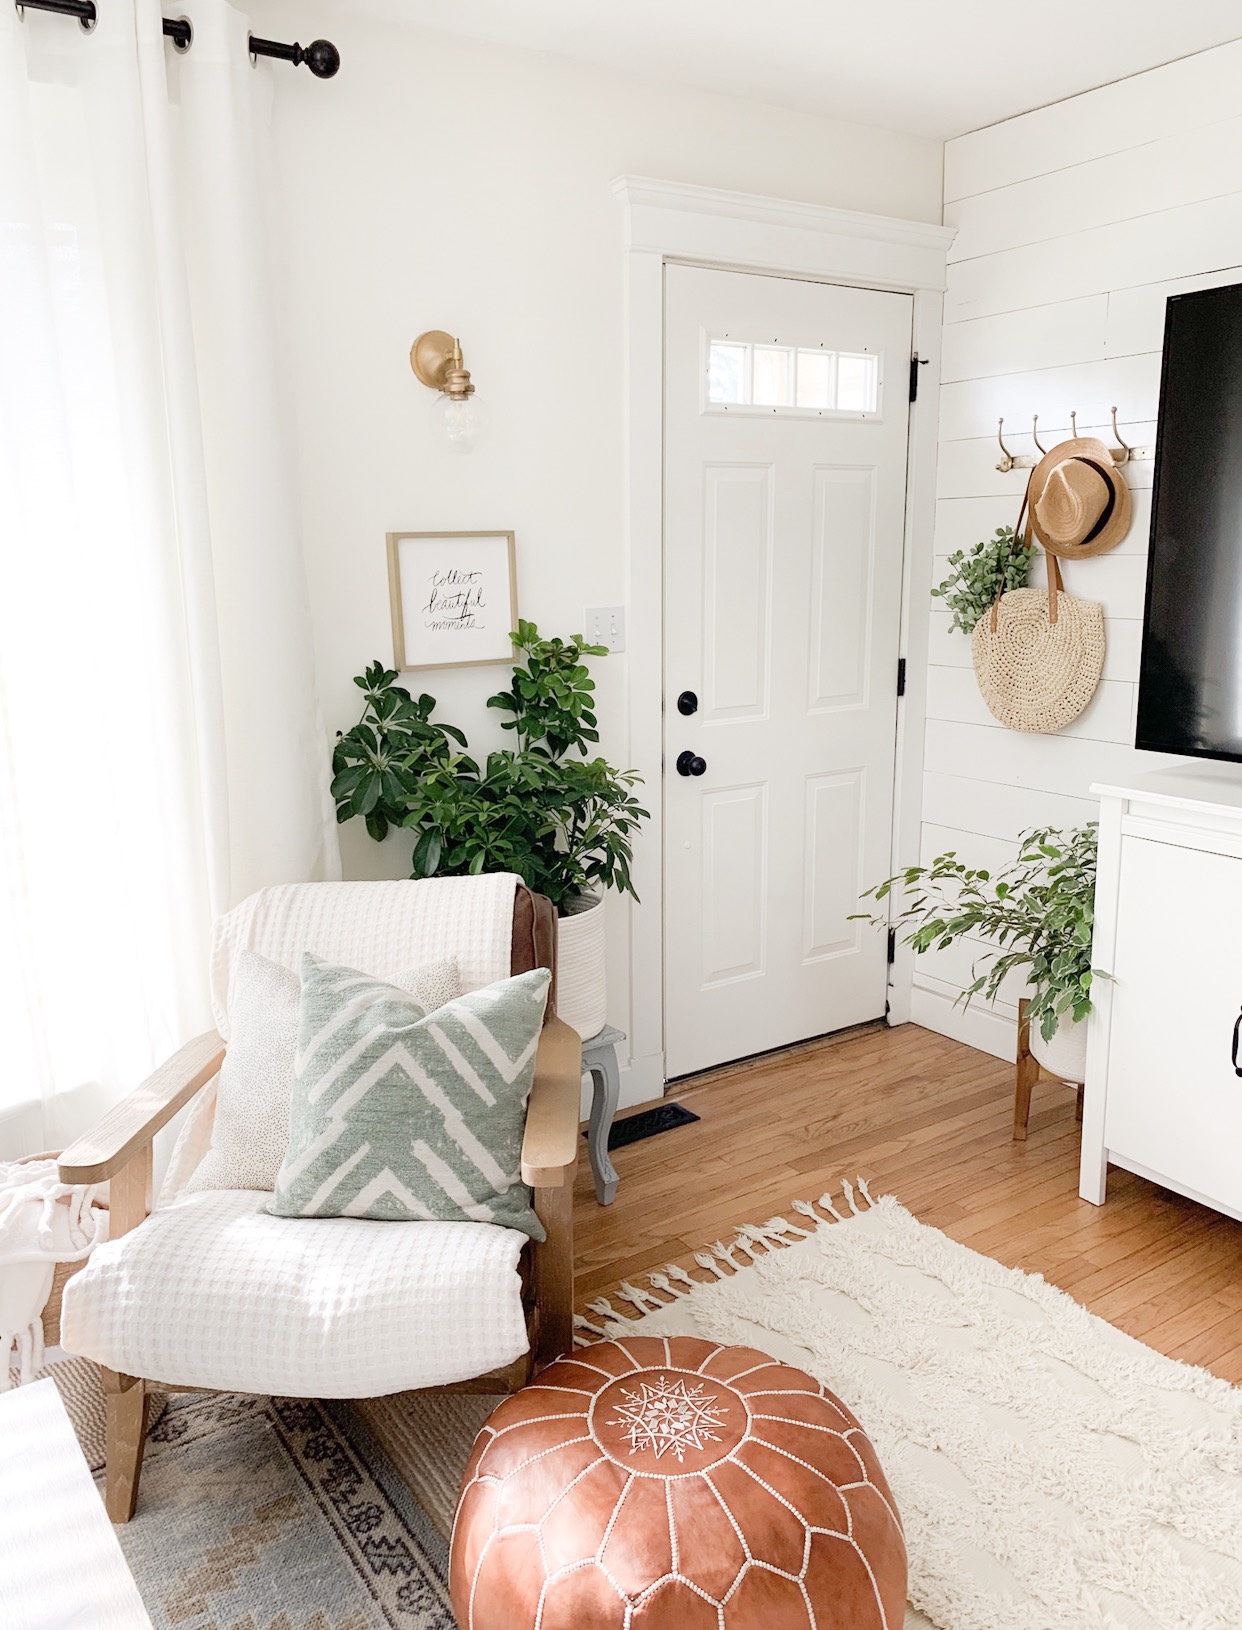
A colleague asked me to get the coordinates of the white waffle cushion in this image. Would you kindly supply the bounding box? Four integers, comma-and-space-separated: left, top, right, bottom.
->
210, 875, 518, 1040
60, 1189, 529, 1395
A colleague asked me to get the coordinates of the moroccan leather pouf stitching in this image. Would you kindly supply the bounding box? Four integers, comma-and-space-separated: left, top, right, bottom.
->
450, 1334, 906, 1629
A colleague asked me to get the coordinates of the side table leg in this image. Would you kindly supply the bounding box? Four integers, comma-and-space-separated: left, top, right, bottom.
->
586, 1048, 621, 1205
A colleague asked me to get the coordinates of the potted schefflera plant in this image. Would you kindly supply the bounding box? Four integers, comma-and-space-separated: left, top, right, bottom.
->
331, 622, 649, 1040
855, 824, 1099, 1082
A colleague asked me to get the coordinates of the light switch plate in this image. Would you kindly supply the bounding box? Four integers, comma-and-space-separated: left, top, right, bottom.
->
583, 605, 626, 653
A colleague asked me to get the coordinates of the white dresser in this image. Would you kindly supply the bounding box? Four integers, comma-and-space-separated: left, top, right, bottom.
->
1082, 766, 1242, 1222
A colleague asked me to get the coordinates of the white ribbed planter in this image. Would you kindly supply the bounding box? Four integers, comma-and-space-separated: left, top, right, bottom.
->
556, 891, 607, 1041
1029, 1011, 1089, 1085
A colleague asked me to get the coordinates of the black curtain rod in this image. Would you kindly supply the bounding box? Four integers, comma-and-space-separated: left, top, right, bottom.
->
14, 0, 340, 77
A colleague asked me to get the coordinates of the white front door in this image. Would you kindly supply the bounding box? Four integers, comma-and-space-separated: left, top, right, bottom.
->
663, 263, 913, 1079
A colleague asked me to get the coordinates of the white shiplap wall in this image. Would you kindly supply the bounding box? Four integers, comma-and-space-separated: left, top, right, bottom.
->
914, 39, 1242, 1057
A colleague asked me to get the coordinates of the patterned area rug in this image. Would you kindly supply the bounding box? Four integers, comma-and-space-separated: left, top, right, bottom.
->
19, 1183, 1242, 1630
106, 1391, 458, 1630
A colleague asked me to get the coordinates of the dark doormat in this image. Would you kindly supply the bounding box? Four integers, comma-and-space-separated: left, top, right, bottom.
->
585, 1102, 700, 1152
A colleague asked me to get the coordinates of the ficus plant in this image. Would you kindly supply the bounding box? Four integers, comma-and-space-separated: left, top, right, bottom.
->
932, 525, 1034, 634
854, 823, 1099, 1042
331, 621, 649, 912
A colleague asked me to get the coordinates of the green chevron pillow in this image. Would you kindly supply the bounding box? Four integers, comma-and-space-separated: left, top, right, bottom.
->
265, 956, 550, 1238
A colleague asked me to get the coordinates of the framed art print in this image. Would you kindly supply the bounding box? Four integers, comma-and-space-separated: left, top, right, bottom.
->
386, 531, 518, 671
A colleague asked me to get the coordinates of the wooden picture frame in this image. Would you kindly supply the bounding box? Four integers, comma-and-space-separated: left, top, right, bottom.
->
386, 530, 518, 671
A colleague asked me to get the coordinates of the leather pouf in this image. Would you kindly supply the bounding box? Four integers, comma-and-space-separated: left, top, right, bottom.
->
450, 1335, 906, 1629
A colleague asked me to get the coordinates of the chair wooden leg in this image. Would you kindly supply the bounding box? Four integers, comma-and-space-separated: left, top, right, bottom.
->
1014, 998, 1040, 1142
532, 1175, 574, 1371
102, 1369, 148, 1523
1075, 1084, 1084, 1123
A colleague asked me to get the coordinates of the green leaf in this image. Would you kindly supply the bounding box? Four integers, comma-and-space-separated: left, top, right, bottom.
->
412, 828, 443, 877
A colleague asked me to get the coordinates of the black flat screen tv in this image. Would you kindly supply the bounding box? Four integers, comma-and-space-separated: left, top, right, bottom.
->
1137, 282, 1242, 762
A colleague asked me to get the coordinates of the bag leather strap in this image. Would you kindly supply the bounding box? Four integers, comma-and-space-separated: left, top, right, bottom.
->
989, 483, 1063, 631
1045, 552, 1064, 625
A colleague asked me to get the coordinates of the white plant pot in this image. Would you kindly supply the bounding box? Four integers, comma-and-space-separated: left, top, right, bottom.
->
1029, 1010, 1089, 1085
556, 891, 607, 1041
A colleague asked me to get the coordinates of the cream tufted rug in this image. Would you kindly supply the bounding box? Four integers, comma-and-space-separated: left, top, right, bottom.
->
565, 1185, 1242, 1630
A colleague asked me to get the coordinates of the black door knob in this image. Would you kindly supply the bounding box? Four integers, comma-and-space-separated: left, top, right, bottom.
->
676, 751, 707, 777
677, 690, 699, 716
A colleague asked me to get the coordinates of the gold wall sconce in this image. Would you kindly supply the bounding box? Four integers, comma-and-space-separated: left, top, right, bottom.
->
410, 330, 484, 452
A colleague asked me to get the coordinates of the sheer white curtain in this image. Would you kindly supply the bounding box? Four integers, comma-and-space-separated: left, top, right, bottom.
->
0, 0, 338, 1157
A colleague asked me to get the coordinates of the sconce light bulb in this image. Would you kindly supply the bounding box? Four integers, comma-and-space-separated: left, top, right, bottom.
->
435, 390, 485, 453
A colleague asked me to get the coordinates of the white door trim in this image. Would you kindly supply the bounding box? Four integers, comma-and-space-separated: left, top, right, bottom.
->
614, 175, 956, 1106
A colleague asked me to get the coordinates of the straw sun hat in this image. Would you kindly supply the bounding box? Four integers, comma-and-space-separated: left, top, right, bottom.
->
1027, 437, 1131, 558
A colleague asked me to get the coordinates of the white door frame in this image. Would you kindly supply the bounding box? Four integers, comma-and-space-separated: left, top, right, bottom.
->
613, 175, 956, 1105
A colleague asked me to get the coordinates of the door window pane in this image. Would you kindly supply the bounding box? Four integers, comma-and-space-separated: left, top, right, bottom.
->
795, 350, 834, 409
707, 342, 747, 404
836, 353, 879, 413
752, 346, 793, 406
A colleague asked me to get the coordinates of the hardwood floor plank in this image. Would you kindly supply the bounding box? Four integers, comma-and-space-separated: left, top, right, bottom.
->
573, 1021, 1242, 1384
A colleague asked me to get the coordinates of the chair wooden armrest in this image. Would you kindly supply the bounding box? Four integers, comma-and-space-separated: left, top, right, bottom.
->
58, 1031, 226, 1187
521, 1016, 582, 1188
523, 1016, 581, 1371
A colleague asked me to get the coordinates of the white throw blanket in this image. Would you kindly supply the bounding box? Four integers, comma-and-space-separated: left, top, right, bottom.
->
210, 875, 520, 1039
0, 1160, 107, 1388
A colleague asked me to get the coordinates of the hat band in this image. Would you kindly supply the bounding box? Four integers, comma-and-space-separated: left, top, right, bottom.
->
1073, 458, 1117, 546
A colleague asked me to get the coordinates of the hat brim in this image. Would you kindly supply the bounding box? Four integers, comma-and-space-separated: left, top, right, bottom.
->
1027, 437, 1132, 559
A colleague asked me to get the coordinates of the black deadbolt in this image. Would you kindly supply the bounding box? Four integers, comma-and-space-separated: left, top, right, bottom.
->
676, 751, 707, 777
677, 690, 699, 716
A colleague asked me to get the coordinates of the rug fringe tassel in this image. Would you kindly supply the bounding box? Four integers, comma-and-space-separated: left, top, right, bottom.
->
577, 1177, 884, 1336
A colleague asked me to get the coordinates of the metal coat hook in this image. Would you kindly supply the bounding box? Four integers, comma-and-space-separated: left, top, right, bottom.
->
1111, 406, 1133, 464
1032, 414, 1047, 454
996, 418, 1015, 473
1070, 410, 1078, 437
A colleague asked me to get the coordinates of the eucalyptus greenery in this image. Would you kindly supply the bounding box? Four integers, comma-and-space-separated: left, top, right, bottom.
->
331, 621, 648, 912
855, 823, 1098, 1042
932, 525, 1034, 634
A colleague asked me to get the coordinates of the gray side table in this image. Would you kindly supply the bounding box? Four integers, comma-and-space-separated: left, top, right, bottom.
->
583, 1024, 624, 1205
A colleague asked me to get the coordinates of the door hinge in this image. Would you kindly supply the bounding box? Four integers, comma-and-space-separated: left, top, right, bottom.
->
897, 656, 907, 697
886, 927, 897, 965
909, 354, 928, 402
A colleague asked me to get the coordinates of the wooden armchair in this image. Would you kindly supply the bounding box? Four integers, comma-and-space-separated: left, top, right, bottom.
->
57, 880, 580, 1522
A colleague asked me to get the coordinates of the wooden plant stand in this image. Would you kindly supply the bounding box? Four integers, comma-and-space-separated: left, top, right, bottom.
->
1014, 997, 1083, 1141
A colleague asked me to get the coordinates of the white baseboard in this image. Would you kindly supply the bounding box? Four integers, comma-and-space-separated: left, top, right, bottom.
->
910, 980, 1017, 1062
619, 1050, 665, 1110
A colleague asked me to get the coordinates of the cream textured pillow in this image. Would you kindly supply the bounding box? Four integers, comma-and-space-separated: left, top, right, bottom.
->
186, 948, 460, 1194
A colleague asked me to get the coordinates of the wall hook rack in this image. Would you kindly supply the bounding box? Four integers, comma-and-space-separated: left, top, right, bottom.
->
993, 408, 1155, 472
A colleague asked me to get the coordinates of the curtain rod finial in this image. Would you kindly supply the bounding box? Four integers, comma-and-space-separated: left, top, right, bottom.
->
304, 39, 340, 79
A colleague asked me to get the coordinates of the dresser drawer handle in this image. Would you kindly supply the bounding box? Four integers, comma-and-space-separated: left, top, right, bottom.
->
1233, 1010, 1242, 1076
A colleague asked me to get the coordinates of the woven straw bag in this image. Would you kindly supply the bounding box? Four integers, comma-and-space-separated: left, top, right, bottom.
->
972, 538, 1105, 734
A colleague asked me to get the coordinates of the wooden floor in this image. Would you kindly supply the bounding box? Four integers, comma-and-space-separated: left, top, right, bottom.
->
572, 1020, 1242, 1384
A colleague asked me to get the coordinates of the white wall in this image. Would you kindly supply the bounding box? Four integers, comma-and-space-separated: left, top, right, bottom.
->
915, 40, 1242, 1057
245, 1, 942, 1102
